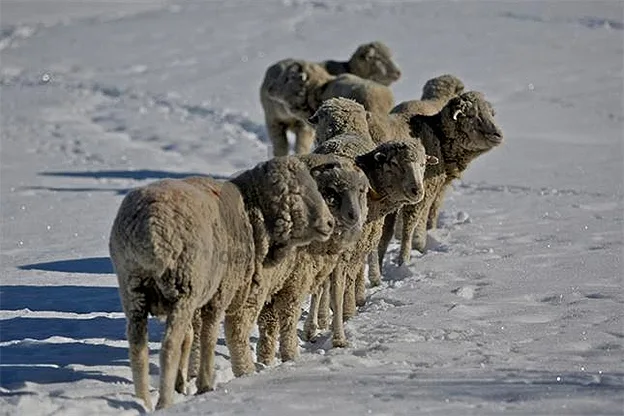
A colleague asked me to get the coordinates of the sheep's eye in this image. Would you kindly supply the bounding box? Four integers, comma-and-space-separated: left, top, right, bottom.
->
324, 190, 339, 206
360, 187, 367, 194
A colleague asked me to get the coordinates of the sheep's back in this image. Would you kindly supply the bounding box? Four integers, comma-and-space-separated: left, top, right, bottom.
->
322, 74, 394, 115
110, 177, 251, 308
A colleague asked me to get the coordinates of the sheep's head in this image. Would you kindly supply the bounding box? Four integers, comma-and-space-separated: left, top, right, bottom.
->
421, 74, 465, 101
348, 41, 401, 86
441, 91, 503, 151
233, 156, 335, 267
305, 155, 370, 243
355, 140, 438, 207
308, 97, 369, 145
266, 59, 332, 119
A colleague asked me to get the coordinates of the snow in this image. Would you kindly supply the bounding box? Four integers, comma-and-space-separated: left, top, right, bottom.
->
1, 0, 622, 415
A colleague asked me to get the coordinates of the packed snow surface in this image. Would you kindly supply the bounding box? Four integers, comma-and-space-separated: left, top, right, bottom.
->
1, 0, 622, 415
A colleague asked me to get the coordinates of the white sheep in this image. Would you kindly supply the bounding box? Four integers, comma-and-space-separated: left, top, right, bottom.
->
260, 42, 401, 157
309, 95, 449, 302
378, 91, 504, 269
185, 153, 371, 379
391, 73, 465, 116
109, 156, 334, 411
306, 135, 439, 347
261, 59, 395, 156
254, 155, 370, 365
310, 74, 465, 148
320, 41, 402, 86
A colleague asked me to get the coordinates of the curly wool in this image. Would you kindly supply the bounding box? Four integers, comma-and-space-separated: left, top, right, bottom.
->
110, 156, 332, 410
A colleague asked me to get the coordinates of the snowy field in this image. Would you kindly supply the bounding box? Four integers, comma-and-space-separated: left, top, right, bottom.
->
1, 0, 623, 415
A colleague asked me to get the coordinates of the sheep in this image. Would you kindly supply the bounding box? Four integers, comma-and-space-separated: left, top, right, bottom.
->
179, 154, 371, 380
261, 59, 395, 156
309, 94, 446, 299
254, 156, 370, 366
307, 135, 439, 347
391, 73, 465, 117
108, 156, 335, 411
310, 74, 465, 148
260, 41, 401, 157
377, 90, 504, 269
320, 41, 402, 86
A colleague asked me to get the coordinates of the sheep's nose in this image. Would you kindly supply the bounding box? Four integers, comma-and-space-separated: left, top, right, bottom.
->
326, 217, 335, 230
347, 209, 356, 221
395, 69, 402, 78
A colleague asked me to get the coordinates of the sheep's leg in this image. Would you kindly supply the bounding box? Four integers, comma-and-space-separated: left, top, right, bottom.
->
186, 310, 202, 381
377, 212, 396, 271
155, 301, 193, 410
195, 305, 221, 394
330, 264, 349, 348
355, 261, 368, 307
343, 265, 358, 321
293, 120, 315, 154
174, 323, 193, 395
267, 120, 289, 157
398, 203, 419, 266
126, 307, 152, 411
276, 284, 308, 362
427, 186, 447, 230
317, 278, 331, 330
303, 290, 321, 342
368, 249, 382, 287
224, 284, 263, 378
256, 301, 279, 367
412, 197, 434, 253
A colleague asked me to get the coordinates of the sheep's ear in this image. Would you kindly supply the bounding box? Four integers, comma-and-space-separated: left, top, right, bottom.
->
308, 112, 320, 125
426, 155, 439, 165
354, 154, 369, 171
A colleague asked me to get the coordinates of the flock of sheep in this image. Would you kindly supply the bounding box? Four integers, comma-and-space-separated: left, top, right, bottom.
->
108, 40, 504, 411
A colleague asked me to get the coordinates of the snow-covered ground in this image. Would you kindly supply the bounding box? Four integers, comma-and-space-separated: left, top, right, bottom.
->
1, 0, 623, 415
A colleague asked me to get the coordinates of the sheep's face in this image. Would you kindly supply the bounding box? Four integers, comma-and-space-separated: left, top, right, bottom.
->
355, 140, 438, 206
349, 41, 401, 86
310, 160, 370, 243
266, 60, 331, 119
444, 91, 503, 151
289, 164, 336, 246
308, 97, 368, 145
421, 74, 465, 100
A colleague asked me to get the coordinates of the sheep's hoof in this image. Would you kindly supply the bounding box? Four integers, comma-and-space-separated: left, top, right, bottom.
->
368, 276, 382, 287
355, 295, 367, 307
303, 327, 319, 342
254, 362, 269, 372
332, 337, 349, 348
174, 381, 187, 395
155, 398, 170, 411
195, 384, 215, 395
141, 398, 154, 413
